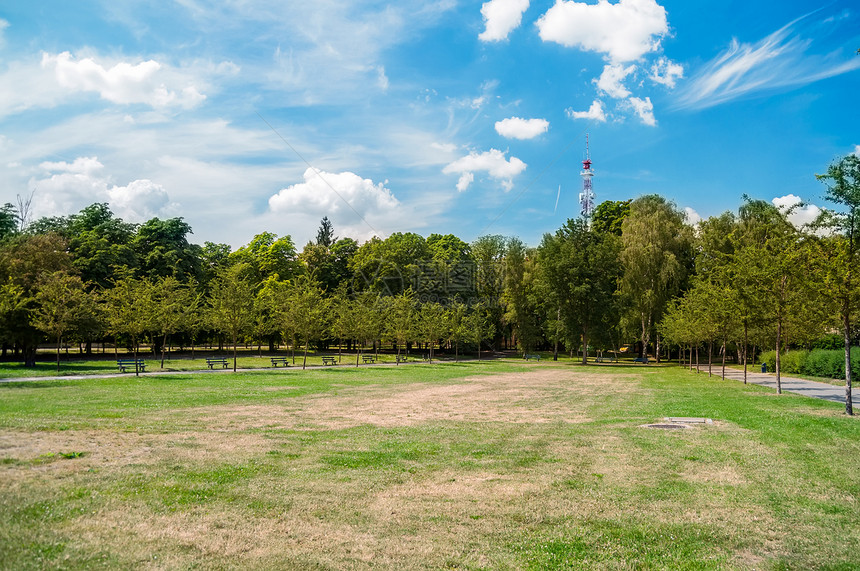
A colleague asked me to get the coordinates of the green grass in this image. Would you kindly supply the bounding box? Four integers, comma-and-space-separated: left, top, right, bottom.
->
1, 361, 859, 569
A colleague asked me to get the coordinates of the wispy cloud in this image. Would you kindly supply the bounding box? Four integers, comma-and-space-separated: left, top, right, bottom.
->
676, 12, 860, 109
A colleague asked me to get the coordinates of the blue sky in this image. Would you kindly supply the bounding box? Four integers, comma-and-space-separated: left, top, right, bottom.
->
1, 0, 858, 248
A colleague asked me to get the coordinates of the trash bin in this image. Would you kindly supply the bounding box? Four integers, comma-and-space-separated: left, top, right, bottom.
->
761, 363, 767, 373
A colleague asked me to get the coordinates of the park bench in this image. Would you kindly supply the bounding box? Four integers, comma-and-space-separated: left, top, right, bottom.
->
117, 359, 146, 373
206, 358, 229, 369
596, 354, 617, 363
362, 355, 376, 364
396, 354, 408, 363
633, 357, 649, 364
322, 356, 337, 366
524, 354, 541, 361
270, 357, 289, 367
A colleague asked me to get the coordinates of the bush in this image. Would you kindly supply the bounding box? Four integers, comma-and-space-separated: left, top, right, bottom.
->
812, 334, 844, 351
759, 349, 808, 375
804, 347, 860, 380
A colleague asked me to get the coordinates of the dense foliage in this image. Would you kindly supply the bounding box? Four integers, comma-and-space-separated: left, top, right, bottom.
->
2, 154, 859, 404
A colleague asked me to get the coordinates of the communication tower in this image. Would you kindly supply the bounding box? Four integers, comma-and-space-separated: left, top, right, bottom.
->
579, 134, 595, 219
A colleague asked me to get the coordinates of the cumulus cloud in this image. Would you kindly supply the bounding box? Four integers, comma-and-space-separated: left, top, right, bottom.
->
676, 13, 860, 109
683, 207, 701, 226
268, 168, 400, 220
854, 145, 860, 157
41, 51, 206, 108
31, 156, 177, 221
649, 57, 684, 87
566, 100, 607, 121
772, 194, 822, 229
596, 63, 636, 98
494, 117, 549, 139
536, 0, 669, 63
443, 149, 527, 191
628, 96, 656, 126
479, 0, 530, 42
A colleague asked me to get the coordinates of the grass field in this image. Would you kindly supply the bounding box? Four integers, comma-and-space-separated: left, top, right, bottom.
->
1, 360, 859, 569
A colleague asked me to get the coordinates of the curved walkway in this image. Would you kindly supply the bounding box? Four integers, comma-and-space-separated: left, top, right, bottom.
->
694, 364, 860, 407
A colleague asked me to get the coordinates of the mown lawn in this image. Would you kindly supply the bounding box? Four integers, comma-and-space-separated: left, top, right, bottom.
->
0, 361, 858, 569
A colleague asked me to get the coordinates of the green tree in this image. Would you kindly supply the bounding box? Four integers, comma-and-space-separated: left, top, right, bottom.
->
816, 153, 860, 414
591, 199, 631, 236
620, 195, 692, 361
32, 271, 94, 372
537, 218, 621, 364
208, 264, 255, 372
416, 301, 449, 363
384, 289, 416, 362
103, 273, 154, 374
132, 217, 202, 282
287, 275, 327, 369
151, 276, 197, 367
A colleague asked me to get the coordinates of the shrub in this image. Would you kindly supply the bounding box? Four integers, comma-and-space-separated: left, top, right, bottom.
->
812, 334, 844, 351
759, 349, 808, 375
803, 347, 860, 380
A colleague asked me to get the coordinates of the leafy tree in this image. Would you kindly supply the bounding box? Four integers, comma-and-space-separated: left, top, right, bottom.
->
591, 199, 631, 236
537, 218, 621, 364
816, 153, 860, 414
132, 217, 202, 282
230, 232, 301, 285
208, 264, 255, 371
67, 204, 137, 288
0, 203, 18, 242
384, 289, 416, 362
151, 276, 198, 367
102, 273, 154, 374
0, 233, 74, 366
351, 232, 430, 295
416, 301, 449, 362
471, 235, 507, 348
502, 238, 540, 355
620, 195, 692, 361
287, 275, 327, 369
32, 271, 94, 371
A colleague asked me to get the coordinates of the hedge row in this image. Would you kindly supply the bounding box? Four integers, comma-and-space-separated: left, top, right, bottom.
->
760, 347, 860, 380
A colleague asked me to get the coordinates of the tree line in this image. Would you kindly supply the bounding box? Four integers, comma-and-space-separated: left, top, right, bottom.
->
1, 154, 858, 410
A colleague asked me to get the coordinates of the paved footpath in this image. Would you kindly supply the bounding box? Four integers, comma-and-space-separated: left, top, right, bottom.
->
693, 364, 860, 407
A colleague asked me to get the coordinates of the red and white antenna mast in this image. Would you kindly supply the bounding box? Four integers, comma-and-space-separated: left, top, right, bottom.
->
579, 134, 595, 219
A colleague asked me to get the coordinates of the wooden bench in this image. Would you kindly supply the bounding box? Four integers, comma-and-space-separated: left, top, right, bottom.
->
117, 359, 146, 373
362, 355, 376, 364
396, 354, 408, 363
633, 357, 649, 364
322, 356, 337, 366
206, 358, 229, 369
270, 357, 289, 367
524, 354, 541, 361
596, 355, 617, 363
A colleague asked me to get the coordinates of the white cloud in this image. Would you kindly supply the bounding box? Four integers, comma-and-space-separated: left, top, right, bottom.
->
854, 145, 860, 157
494, 117, 549, 139
772, 194, 822, 229
596, 63, 636, 98
41, 51, 206, 108
376, 66, 389, 91
431, 142, 459, 153
676, 14, 860, 109
649, 57, 683, 87
479, 0, 530, 42
0, 18, 8, 44
107, 179, 175, 221
268, 168, 400, 221
536, 0, 669, 63
628, 96, 656, 126
566, 100, 607, 121
683, 207, 701, 226
30, 156, 177, 221
443, 149, 527, 191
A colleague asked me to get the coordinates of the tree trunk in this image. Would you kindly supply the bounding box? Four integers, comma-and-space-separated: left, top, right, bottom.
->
56, 334, 62, 373
775, 320, 782, 394
721, 340, 726, 380
708, 341, 712, 377
844, 307, 853, 415
581, 325, 589, 365
161, 333, 168, 369
233, 333, 238, 372
302, 340, 309, 370
655, 333, 661, 364
744, 321, 749, 384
